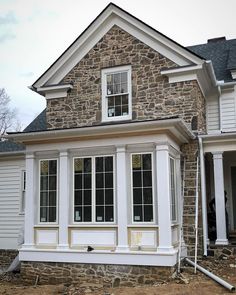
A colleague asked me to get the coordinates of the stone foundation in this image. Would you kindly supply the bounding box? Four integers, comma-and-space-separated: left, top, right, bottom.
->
21, 261, 175, 287
207, 245, 236, 259
0, 249, 18, 268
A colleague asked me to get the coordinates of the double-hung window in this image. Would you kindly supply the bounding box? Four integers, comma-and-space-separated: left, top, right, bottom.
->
39, 159, 57, 223
74, 156, 114, 223
131, 153, 154, 222
101, 65, 132, 121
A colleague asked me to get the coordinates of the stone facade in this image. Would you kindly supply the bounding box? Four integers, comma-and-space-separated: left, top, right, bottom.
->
0, 249, 18, 268
181, 140, 203, 258
21, 261, 174, 287
47, 25, 205, 133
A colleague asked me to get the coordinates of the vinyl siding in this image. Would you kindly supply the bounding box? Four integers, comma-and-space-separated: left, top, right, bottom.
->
221, 93, 236, 131
0, 158, 25, 249
207, 97, 220, 132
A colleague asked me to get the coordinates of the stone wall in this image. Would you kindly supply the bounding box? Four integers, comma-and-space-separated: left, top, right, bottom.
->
21, 261, 175, 287
0, 249, 18, 268
181, 140, 203, 258
47, 25, 205, 132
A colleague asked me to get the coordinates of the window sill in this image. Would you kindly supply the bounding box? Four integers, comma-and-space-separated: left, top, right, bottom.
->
127, 224, 158, 228
69, 224, 118, 228
34, 225, 59, 228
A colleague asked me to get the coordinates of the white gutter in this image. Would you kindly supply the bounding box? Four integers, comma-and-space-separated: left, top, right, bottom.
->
198, 137, 208, 256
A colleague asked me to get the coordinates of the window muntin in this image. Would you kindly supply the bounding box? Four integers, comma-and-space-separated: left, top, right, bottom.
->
73, 156, 114, 223
102, 66, 131, 121
39, 160, 57, 223
170, 157, 177, 222
132, 153, 154, 222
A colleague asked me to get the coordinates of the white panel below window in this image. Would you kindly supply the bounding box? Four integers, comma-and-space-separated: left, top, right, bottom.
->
36, 229, 58, 246
71, 229, 116, 247
130, 230, 157, 248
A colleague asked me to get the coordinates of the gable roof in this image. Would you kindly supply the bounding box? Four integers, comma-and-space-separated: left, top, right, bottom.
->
32, 2, 204, 90
188, 38, 236, 82
23, 109, 47, 132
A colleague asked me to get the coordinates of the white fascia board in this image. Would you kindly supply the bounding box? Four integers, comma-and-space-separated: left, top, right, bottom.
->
33, 4, 204, 89
37, 84, 73, 100
7, 118, 194, 144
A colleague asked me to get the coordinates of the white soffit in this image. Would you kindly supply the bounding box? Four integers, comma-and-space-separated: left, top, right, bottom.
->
33, 4, 204, 89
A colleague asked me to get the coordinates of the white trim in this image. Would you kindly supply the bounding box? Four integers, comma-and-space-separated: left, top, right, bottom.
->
19, 248, 178, 266
38, 158, 58, 225
130, 152, 155, 224
32, 4, 203, 89
169, 156, 177, 223
101, 65, 132, 122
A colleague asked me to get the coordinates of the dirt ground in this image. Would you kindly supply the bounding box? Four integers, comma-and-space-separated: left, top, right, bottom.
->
0, 257, 236, 295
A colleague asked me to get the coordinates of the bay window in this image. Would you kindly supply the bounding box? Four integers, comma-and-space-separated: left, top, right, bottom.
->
39, 159, 57, 223
131, 153, 154, 222
74, 156, 114, 223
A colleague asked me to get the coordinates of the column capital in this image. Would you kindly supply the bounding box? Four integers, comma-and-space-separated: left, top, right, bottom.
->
116, 145, 126, 153
212, 151, 223, 159
155, 142, 170, 152
25, 152, 35, 160
59, 150, 68, 157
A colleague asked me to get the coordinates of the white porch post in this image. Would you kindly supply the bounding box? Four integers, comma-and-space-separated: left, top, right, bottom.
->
23, 152, 35, 248
212, 152, 228, 245
116, 145, 128, 251
58, 150, 69, 249
156, 144, 173, 252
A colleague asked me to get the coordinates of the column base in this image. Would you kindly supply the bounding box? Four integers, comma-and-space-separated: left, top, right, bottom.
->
116, 245, 129, 252
21, 243, 35, 249
215, 239, 228, 245
157, 246, 175, 253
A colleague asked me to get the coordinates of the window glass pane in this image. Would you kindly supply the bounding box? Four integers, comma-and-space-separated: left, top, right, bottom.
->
74, 158, 83, 173
132, 154, 141, 170
84, 206, 92, 222
49, 191, 56, 206
144, 205, 153, 222
84, 158, 91, 173
40, 192, 48, 207
133, 171, 142, 187
49, 175, 57, 190
49, 160, 57, 175
121, 72, 127, 83
108, 97, 114, 107
105, 157, 113, 172
115, 106, 121, 116
40, 207, 47, 222
74, 174, 82, 190
74, 190, 82, 205
105, 189, 113, 205
143, 188, 153, 204
143, 171, 152, 187
96, 206, 104, 222
133, 188, 142, 204
105, 173, 113, 188
84, 190, 92, 205
143, 154, 151, 170
96, 157, 104, 172
74, 207, 82, 222
96, 173, 104, 188
49, 207, 56, 222
121, 105, 128, 116
96, 189, 104, 205
105, 206, 114, 222
84, 174, 91, 189
134, 205, 143, 222
121, 83, 127, 93
40, 161, 48, 176
40, 176, 48, 191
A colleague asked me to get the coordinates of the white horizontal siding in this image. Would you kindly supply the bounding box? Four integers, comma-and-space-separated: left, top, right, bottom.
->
207, 97, 220, 132
0, 159, 25, 249
221, 94, 236, 131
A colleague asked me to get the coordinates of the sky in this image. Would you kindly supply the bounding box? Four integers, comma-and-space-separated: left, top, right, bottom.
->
1, 0, 236, 129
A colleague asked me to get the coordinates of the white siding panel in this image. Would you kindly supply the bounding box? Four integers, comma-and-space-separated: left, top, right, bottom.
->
0, 158, 25, 249
207, 97, 220, 132
221, 93, 236, 131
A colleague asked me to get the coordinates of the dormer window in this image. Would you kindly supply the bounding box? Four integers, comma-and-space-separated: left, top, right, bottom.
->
101, 65, 132, 122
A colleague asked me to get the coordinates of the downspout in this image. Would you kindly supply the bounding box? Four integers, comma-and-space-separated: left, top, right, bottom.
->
198, 137, 208, 256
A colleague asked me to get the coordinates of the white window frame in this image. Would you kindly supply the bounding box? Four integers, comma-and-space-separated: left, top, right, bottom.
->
38, 159, 58, 225
169, 156, 177, 223
19, 170, 26, 214
73, 155, 116, 225
130, 152, 155, 224
101, 65, 132, 122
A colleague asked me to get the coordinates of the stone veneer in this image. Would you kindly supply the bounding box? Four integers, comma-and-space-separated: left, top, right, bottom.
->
0, 249, 18, 269
47, 25, 205, 132
21, 261, 174, 287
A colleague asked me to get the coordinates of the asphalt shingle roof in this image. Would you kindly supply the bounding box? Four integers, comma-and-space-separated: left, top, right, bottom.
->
23, 109, 47, 132
0, 140, 25, 153
188, 38, 236, 82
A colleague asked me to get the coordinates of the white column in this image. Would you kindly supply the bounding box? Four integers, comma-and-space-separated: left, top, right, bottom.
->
156, 144, 173, 252
58, 150, 69, 249
212, 152, 228, 245
23, 152, 35, 248
116, 145, 129, 251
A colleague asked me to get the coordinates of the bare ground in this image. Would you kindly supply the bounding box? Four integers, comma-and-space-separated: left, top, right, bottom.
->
0, 257, 236, 295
